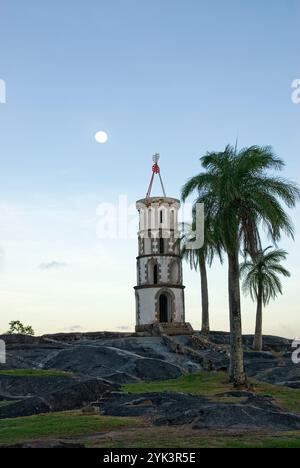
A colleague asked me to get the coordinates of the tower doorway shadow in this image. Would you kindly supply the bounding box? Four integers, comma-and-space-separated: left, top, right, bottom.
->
159, 293, 171, 323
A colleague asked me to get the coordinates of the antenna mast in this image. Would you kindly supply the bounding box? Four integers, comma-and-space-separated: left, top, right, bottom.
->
146, 153, 166, 198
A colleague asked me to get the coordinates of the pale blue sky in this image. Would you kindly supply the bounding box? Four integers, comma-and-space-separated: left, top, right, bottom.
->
0, 0, 299, 336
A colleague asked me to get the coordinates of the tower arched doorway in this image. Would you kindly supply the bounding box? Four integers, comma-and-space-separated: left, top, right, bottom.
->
158, 291, 174, 323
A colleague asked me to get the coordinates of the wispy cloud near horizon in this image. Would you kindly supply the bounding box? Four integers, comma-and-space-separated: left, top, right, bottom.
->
38, 261, 68, 271
63, 325, 84, 332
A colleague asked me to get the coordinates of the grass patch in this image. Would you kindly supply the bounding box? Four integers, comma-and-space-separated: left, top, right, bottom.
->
222, 436, 300, 448
0, 369, 73, 378
123, 371, 300, 414
123, 372, 232, 397
87, 426, 300, 448
256, 381, 300, 415
0, 411, 139, 446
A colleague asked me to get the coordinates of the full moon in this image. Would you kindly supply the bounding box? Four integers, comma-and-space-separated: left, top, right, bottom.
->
95, 131, 108, 144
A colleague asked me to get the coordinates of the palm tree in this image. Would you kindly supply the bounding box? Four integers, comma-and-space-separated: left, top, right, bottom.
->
241, 247, 290, 351
181, 209, 222, 337
182, 145, 299, 387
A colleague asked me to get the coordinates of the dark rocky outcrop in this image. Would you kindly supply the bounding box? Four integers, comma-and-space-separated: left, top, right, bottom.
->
0, 375, 78, 399
189, 404, 300, 431
0, 330, 298, 428
42, 346, 185, 382
209, 332, 292, 353
0, 332, 297, 387
41, 331, 136, 343
0, 378, 117, 419
100, 391, 300, 431
253, 361, 300, 388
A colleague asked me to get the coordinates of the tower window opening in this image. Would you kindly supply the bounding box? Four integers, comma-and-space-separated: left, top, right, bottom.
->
153, 264, 158, 284
160, 211, 163, 224
159, 237, 164, 254
171, 210, 175, 229
148, 209, 152, 229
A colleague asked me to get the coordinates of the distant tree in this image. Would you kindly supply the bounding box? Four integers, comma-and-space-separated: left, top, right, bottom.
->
241, 247, 290, 351
7, 321, 35, 336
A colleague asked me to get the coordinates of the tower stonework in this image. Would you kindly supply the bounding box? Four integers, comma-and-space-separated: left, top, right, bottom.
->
134, 196, 192, 335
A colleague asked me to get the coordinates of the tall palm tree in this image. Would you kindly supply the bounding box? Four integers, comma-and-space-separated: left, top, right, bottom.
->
181, 210, 222, 337
182, 145, 299, 386
241, 247, 290, 351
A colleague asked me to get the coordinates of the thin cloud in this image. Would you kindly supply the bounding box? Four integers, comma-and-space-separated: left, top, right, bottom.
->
39, 261, 67, 271
63, 325, 84, 332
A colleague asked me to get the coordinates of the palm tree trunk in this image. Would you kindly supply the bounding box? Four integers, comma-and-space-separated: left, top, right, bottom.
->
253, 287, 263, 351
199, 257, 209, 337
228, 248, 247, 387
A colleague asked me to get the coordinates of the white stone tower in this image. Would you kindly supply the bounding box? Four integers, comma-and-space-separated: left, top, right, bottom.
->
134, 155, 192, 335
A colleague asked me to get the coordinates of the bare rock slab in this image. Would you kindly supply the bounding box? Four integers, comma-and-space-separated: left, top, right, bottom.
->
100, 391, 300, 432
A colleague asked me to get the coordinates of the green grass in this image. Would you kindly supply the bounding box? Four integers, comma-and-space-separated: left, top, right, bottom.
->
123, 372, 233, 397
0, 412, 139, 446
222, 436, 300, 448
0, 369, 73, 378
256, 381, 300, 415
99, 432, 300, 449
123, 371, 300, 414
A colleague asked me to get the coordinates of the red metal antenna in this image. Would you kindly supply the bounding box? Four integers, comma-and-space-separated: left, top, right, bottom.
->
146, 153, 166, 198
